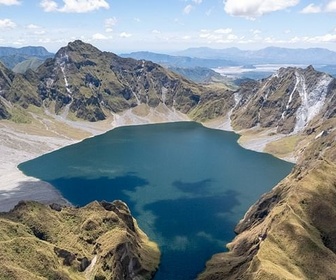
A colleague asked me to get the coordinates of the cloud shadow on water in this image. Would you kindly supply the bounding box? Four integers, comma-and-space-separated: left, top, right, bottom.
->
145, 189, 240, 242
49, 172, 149, 213
146, 187, 241, 280
173, 179, 213, 195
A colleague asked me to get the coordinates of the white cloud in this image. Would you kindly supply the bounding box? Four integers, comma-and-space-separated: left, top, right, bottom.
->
214, 28, 232, 34
152, 29, 161, 34
299, 1, 336, 14
34, 30, 46, 35
250, 29, 262, 40
40, 0, 109, 13
40, 0, 58, 11
199, 28, 239, 43
92, 33, 108, 40
26, 24, 40, 29
183, 4, 193, 14
0, 19, 16, 29
306, 33, 336, 43
251, 29, 262, 34
224, 0, 299, 19
119, 32, 132, 38
105, 17, 117, 32
182, 35, 192, 40
287, 33, 336, 45
13, 39, 26, 46
183, 0, 202, 14
300, 3, 321, 13
105, 17, 117, 27
325, 0, 336, 12
227, 34, 238, 40
25, 24, 46, 35
0, 0, 20, 5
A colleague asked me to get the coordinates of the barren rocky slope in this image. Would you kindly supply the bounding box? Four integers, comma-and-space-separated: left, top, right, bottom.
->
0, 40, 231, 124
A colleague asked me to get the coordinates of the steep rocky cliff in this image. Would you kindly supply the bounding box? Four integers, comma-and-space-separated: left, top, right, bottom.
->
231, 66, 334, 134
0, 200, 160, 280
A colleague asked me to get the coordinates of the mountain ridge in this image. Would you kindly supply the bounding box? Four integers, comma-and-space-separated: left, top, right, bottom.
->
1, 40, 218, 122
0, 46, 54, 71
0, 46, 52, 57
120, 51, 236, 68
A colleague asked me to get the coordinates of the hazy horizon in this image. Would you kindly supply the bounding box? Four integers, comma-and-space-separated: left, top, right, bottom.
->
1, 0, 336, 53
2, 41, 336, 57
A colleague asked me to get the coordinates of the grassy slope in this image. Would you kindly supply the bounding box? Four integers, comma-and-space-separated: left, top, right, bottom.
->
198, 117, 336, 280
199, 159, 336, 280
0, 200, 160, 280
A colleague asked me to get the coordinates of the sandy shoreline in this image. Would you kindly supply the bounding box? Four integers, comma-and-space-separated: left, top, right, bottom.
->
0, 105, 294, 212
0, 104, 190, 212
0, 122, 80, 212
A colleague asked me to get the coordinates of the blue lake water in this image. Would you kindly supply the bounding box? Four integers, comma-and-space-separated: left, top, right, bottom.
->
18, 122, 294, 279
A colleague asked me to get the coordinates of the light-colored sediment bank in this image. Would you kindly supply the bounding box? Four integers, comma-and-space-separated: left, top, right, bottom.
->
203, 116, 297, 163
0, 104, 189, 212
0, 104, 295, 212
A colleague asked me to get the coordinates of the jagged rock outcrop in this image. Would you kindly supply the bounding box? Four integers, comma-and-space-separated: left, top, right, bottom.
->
0, 200, 160, 280
0, 99, 10, 119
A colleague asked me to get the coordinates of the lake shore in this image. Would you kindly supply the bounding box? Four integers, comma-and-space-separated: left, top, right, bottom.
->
0, 121, 81, 212
0, 109, 117, 211
0, 105, 189, 212
0, 105, 294, 212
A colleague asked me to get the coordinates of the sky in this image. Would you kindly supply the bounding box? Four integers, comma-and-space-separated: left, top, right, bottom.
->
1, 0, 336, 53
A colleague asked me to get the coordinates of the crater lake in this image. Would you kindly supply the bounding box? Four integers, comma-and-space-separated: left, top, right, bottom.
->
18, 121, 294, 280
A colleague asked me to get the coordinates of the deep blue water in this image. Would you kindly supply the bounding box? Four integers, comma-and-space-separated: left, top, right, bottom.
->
18, 122, 294, 280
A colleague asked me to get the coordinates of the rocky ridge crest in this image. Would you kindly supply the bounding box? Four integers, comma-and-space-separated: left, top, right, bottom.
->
0, 40, 227, 123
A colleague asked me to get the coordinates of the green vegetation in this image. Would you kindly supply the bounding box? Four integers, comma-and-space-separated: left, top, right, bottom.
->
9, 106, 32, 123
12, 58, 44, 74
189, 86, 235, 122
264, 135, 303, 158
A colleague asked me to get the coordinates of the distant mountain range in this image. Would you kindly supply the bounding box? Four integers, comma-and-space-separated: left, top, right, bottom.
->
121, 47, 336, 79
3, 45, 336, 79
0, 46, 54, 71
120, 51, 235, 68
0, 46, 52, 57
172, 46, 336, 65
